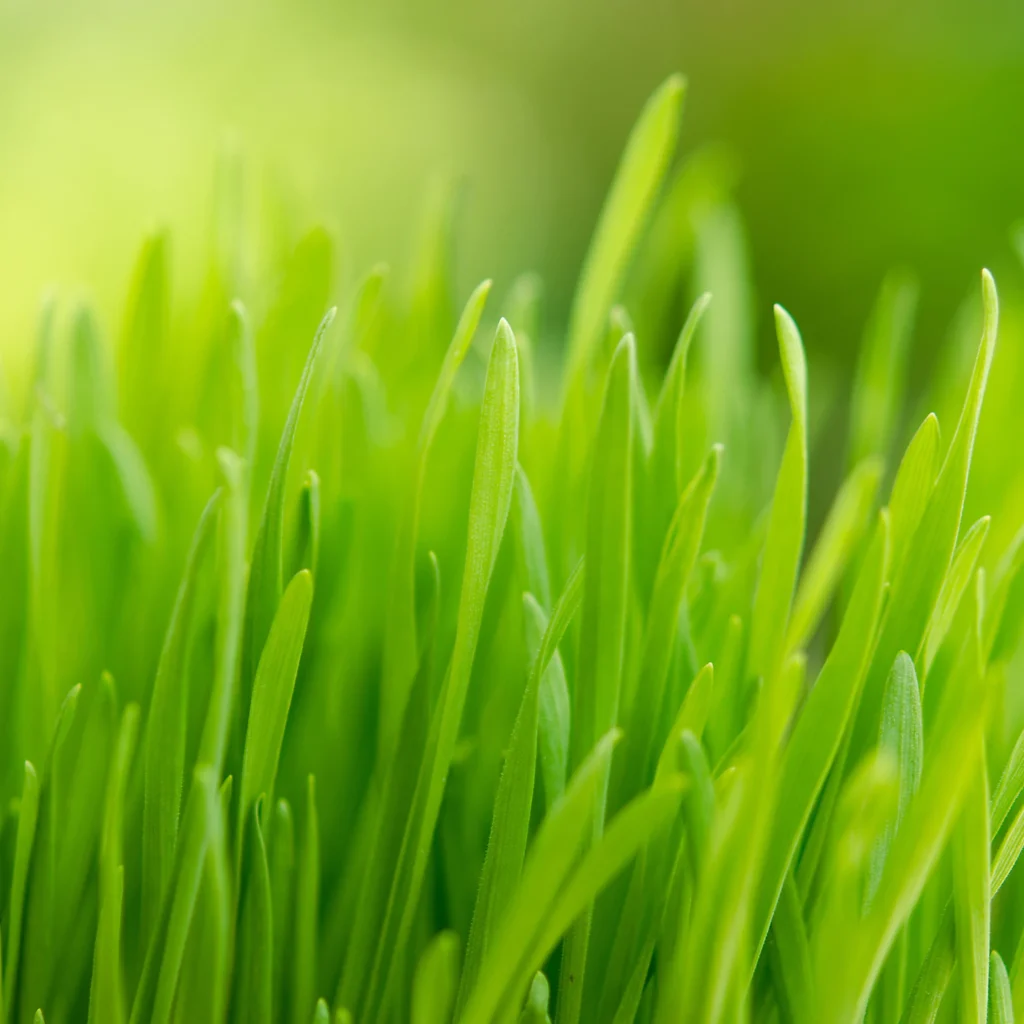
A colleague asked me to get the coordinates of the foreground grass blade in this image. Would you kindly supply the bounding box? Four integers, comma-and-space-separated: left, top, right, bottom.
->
559, 334, 636, 1024
747, 304, 808, 685
380, 280, 492, 755
456, 563, 584, 1015
244, 308, 335, 708
142, 488, 222, 947
360, 318, 519, 1020
239, 568, 313, 844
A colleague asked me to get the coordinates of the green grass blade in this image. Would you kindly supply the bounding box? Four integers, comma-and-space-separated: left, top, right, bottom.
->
459, 730, 622, 1024
413, 931, 460, 1024
847, 269, 919, 468
623, 445, 719, 801
564, 75, 685, 385
293, 776, 321, 1024
852, 270, 997, 760
786, 455, 883, 652
457, 565, 584, 1012
767, 870, 813, 1024
239, 568, 313, 842
518, 973, 553, 1024
512, 465, 552, 611
233, 801, 273, 1024
559, 333, 636, 1024
88, 704, 140, 1024
142, 488, 222, 948
887, 412, 940, 584
991, 951, 1014, 1024
753, 511, 890, 958
362, 317, 519, 1020
244, 307, 335, 709
196, 448, 248, 776
747, 304, 808, 685
269, 798, 295, 1024
3, 762, 39, 1022
952, 748, 991, 1024
380, 279, 492, 757
993, 727, 1024, 835
919, 515, 990, 679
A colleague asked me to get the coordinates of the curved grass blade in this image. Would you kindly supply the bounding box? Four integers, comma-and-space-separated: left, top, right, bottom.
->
887, 412, 940, 584
361, 318, 518, 1021
512, 465, 551, 611
519, 972, 553, 1024
993, 726, 1024, 835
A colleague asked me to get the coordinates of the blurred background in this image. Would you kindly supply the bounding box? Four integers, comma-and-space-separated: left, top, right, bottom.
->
2, 0, 1024, 395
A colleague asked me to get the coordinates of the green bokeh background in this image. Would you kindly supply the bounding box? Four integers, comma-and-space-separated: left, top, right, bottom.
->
1, 0, 1023, 385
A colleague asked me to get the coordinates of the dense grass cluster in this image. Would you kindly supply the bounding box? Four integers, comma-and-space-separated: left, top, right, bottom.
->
2, 72, 1024, 1024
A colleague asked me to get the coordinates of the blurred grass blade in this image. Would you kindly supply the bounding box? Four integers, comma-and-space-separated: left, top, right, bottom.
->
293, 776, 321, 1024
4, 762, 39, 1023
413, 931, 460, 1024
786, 455, 882, 652
564, 75, 686, 384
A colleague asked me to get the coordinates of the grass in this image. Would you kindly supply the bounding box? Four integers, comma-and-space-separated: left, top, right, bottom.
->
0, 70, 1023, 1024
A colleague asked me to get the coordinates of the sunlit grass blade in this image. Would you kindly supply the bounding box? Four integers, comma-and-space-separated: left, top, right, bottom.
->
361, 317, 518, 1020
233, 801, 273, 1024
559, 333, 636, 1024
991, 951, 1014, 1024
851, 270, 998, 759
919, 515, 990, 679
458, 730, 620, 1024
456, 563, 584, 1015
